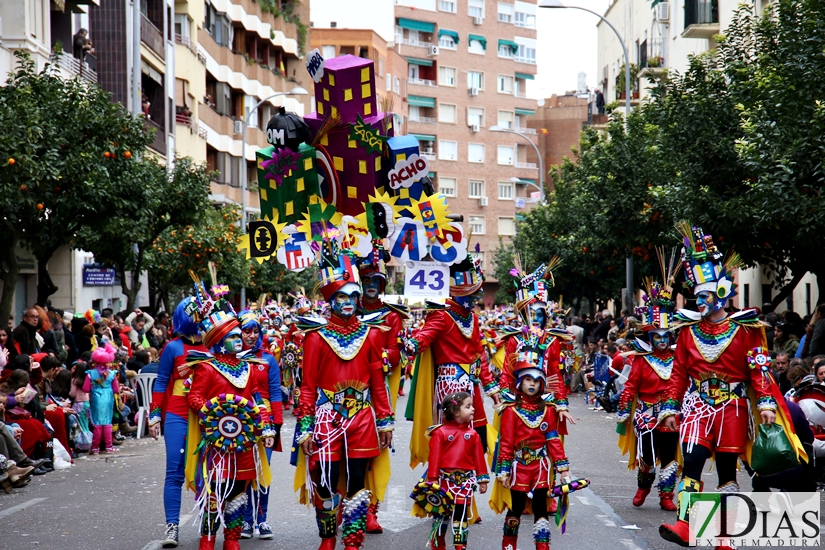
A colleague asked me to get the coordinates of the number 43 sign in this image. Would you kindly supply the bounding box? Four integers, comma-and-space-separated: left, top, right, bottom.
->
404, 261, 449, 298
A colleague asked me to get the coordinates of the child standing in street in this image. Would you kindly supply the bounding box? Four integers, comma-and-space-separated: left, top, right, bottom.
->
70, 361, 93, 452
414, 392, 489, 550
493, 349, 571, 550
83, 343, 119, 454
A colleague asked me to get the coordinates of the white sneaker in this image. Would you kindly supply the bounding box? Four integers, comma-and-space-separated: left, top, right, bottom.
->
54, 456, 72, 470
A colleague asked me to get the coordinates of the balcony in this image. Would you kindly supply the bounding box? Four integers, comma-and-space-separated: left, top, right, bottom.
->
514, 56, 536, 65
175, 34, 207, 65
420, 149, 437, 160
639, 38, 667, 79
53, 53, 97, 84
141, 14, 166, 60
145, 118, 166, 155
516, 162, 537, 169
514, 127, 536, 135
409, 77, 437, 87
409, 115, 437, 124
399, 37, 435, 49
682, 0, 719, 39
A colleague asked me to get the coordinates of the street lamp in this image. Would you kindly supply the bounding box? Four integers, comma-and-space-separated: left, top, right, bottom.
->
239, 86, 308, 307
488, 125, 544, 203
540, 0, 635, 312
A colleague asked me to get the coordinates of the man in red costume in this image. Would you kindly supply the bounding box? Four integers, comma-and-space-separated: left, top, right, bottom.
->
658, 223, 804, 549
405, 254, 501, 466
357, 256, 408, 534
296, 247, 394, 550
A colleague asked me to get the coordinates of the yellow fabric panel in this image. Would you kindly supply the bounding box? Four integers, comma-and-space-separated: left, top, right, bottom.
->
347, 186, 358, 198
361, 83, 371, 98
348, 139, 357, 149
296, 177, 305, 192
260, 188, 268, 202
359, 160, 367, 174
284, 201, 294, 216
374, 155, 381, 171
397, 153, 407, 161
363, 102, 372, 116
323, 88, 330, 101
344, 88, 353, 101
317, 102, 324, 116
409, 348, 435, 468
361, 67, 370, 82
331, 106, 338, 118
320, 134, 329, 146
329, 73, 335, 86
304, 157, 313, 171
333, 156, 344, 171
172, 379, 186, 397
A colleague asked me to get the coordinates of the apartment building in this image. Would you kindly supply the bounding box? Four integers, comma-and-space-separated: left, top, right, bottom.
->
526, 93, 591, 176
309, 28, 408, 135
194, 0, 312, 219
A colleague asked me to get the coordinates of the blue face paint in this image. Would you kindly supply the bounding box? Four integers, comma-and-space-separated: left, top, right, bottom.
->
532, 308, 547, 329
220, 332, 244, 354
649, 330, 671, 351
362, 276, 383, 299
696, 290, 723, 318
454, 294, 480, 310
332, 290, 361, 318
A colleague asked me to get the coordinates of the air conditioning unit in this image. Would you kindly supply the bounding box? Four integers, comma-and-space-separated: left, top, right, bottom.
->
429, 45, 439, 56
657, 2, 670, 21
233, 120, 243, 134
473, 16, 483, 25
478, 196, 489, 207
468, 87, 479, 96
471, 124, 480, 132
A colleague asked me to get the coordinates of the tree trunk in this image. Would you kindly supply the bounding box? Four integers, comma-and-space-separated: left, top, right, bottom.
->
0, 222, 20, 327
119, 267, 139, 312
35, 254, 59, 306
769, 272, 804, 310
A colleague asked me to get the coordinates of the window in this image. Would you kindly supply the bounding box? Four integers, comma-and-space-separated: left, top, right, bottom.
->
439, 35, 456, 49
438, 66, 456, 86
438, 177, 457, 197
499, 44, 513, 58
469, 215, 486, 234
468, 143, 485, 163
499, 217, 516, 235
498, 3, 514, 22
498, 75, 514, 94
498, 145, 514, 165
387, 73, 392, 91
244, 95, 258, 128
467, 107, 484, 127
438, 103, 457, 123
408, 64, 420, 81
174, 14, 191, 38
515, 11, 537, 28
322, 45, 336, 58
469, 0, 485, 18
379, 57, 384, 75
439, 140, 458, 160
516, 44, 537, 64
469, 180, 485, 198
467, 71, 484, 90
468, 39, 485, 55
394, 77, 401, 94
498, 110, 514, 129
498, 182, 514, 200
439, 0, 457, 12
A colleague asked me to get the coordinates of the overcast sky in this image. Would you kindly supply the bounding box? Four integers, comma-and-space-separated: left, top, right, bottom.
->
534, 0, 612, 97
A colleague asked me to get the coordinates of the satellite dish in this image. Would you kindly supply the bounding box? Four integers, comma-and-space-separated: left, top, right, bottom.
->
537, 98, 546, 107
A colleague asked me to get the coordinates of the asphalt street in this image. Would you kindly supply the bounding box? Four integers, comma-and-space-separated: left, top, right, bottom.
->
0, 393, 768, 550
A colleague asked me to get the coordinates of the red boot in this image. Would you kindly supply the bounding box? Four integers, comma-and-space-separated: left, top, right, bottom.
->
633, 487, 651, 507
502, 535, 518, 550
222, 540, 240, 550
198, 536, 216, 550
659, 519, 692, 547
366, 503, 383, 534
536, 543, 550, 550
318, 538, 337, 550
429, 534, 446, 550
659, 491, 677, 512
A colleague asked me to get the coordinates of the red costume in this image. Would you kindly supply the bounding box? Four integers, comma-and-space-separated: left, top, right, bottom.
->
409, 299, 499, 426
500, 332, 565, 404
426, 421, 490, 496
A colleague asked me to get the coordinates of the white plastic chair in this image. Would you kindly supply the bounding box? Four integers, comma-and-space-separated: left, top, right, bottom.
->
133, 372, 158, 440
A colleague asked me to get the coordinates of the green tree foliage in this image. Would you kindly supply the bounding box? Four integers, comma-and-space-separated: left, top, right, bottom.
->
517, 0, 825, 311
0, 52, 151, 322
75, 157, 211, 311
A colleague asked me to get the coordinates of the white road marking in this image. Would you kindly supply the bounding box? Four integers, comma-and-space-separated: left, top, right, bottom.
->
0, 497, 48, 519
139, 542, 161, 550
596, 514, 617, 527
180, 514, 193, 527
619, 539, 643, 550
575, 495, 592, 505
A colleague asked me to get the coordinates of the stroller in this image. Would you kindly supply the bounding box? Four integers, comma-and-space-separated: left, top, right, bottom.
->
584, 353, 613, 407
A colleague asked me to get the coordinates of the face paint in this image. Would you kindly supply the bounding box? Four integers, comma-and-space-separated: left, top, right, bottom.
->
241, 327, 259, 349
454, 294, 479, 310
362, 276, 382, 300
519, 376, 542, 396
532, 308, 547, 329
650, 331, 670, 351
332, 291, 360, 318
696, 291, 720, 318
221, 333, 244, 354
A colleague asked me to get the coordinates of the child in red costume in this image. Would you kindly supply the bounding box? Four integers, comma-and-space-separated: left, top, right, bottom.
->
423, 392, 489, 550
494, 347, 570, 550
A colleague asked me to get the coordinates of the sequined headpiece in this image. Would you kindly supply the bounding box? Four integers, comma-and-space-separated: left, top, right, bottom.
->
676, 220, 741, 300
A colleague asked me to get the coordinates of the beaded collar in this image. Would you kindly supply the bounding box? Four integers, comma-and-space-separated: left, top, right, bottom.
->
209, 354, 250, 388
644, 351, 674, 380
318, 315, 371, 360
513, 398, 546, 428
690, 318, 739, 362
360, 300, 389, 314
445, 301, 476, 339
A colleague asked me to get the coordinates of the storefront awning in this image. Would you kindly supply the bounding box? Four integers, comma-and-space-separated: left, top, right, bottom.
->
438, 29, 460, 44
468, 34, 487, 49
515, 72, 535, 80
408, 95, 436, 108
498, 39, 519, 54
411, 133, 436, 142
397, 18, 435, 33
406, 57, 433, 67
515, 107, 536, 116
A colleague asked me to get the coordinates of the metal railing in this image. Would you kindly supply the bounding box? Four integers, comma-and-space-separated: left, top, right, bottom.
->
141, 14, 166, 60
514, 89, 528, 98
515, 56, 536, 65
420, 150, 437, 160
515, 18, 536, 29
145, 118, 166, 154
409, 115, 437, 124
515, 127, 536, 135
408, 78, 437, 87
401, 38, 434, 49
516, 162, 537, 169
197, 122, 208, 140
53, 53, 97, 84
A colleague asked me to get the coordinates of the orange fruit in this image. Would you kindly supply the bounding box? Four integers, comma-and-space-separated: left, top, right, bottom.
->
36, 203, 44, 210
8, 158, 15, 165
104, 151, 111, 158
124, 151, 132, 158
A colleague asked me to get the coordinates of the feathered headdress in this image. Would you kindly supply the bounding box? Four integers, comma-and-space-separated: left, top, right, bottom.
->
511, 256, 560, 312
676, 220, 741, 300
635, 247, 680, 332
190, 265, 238, 350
